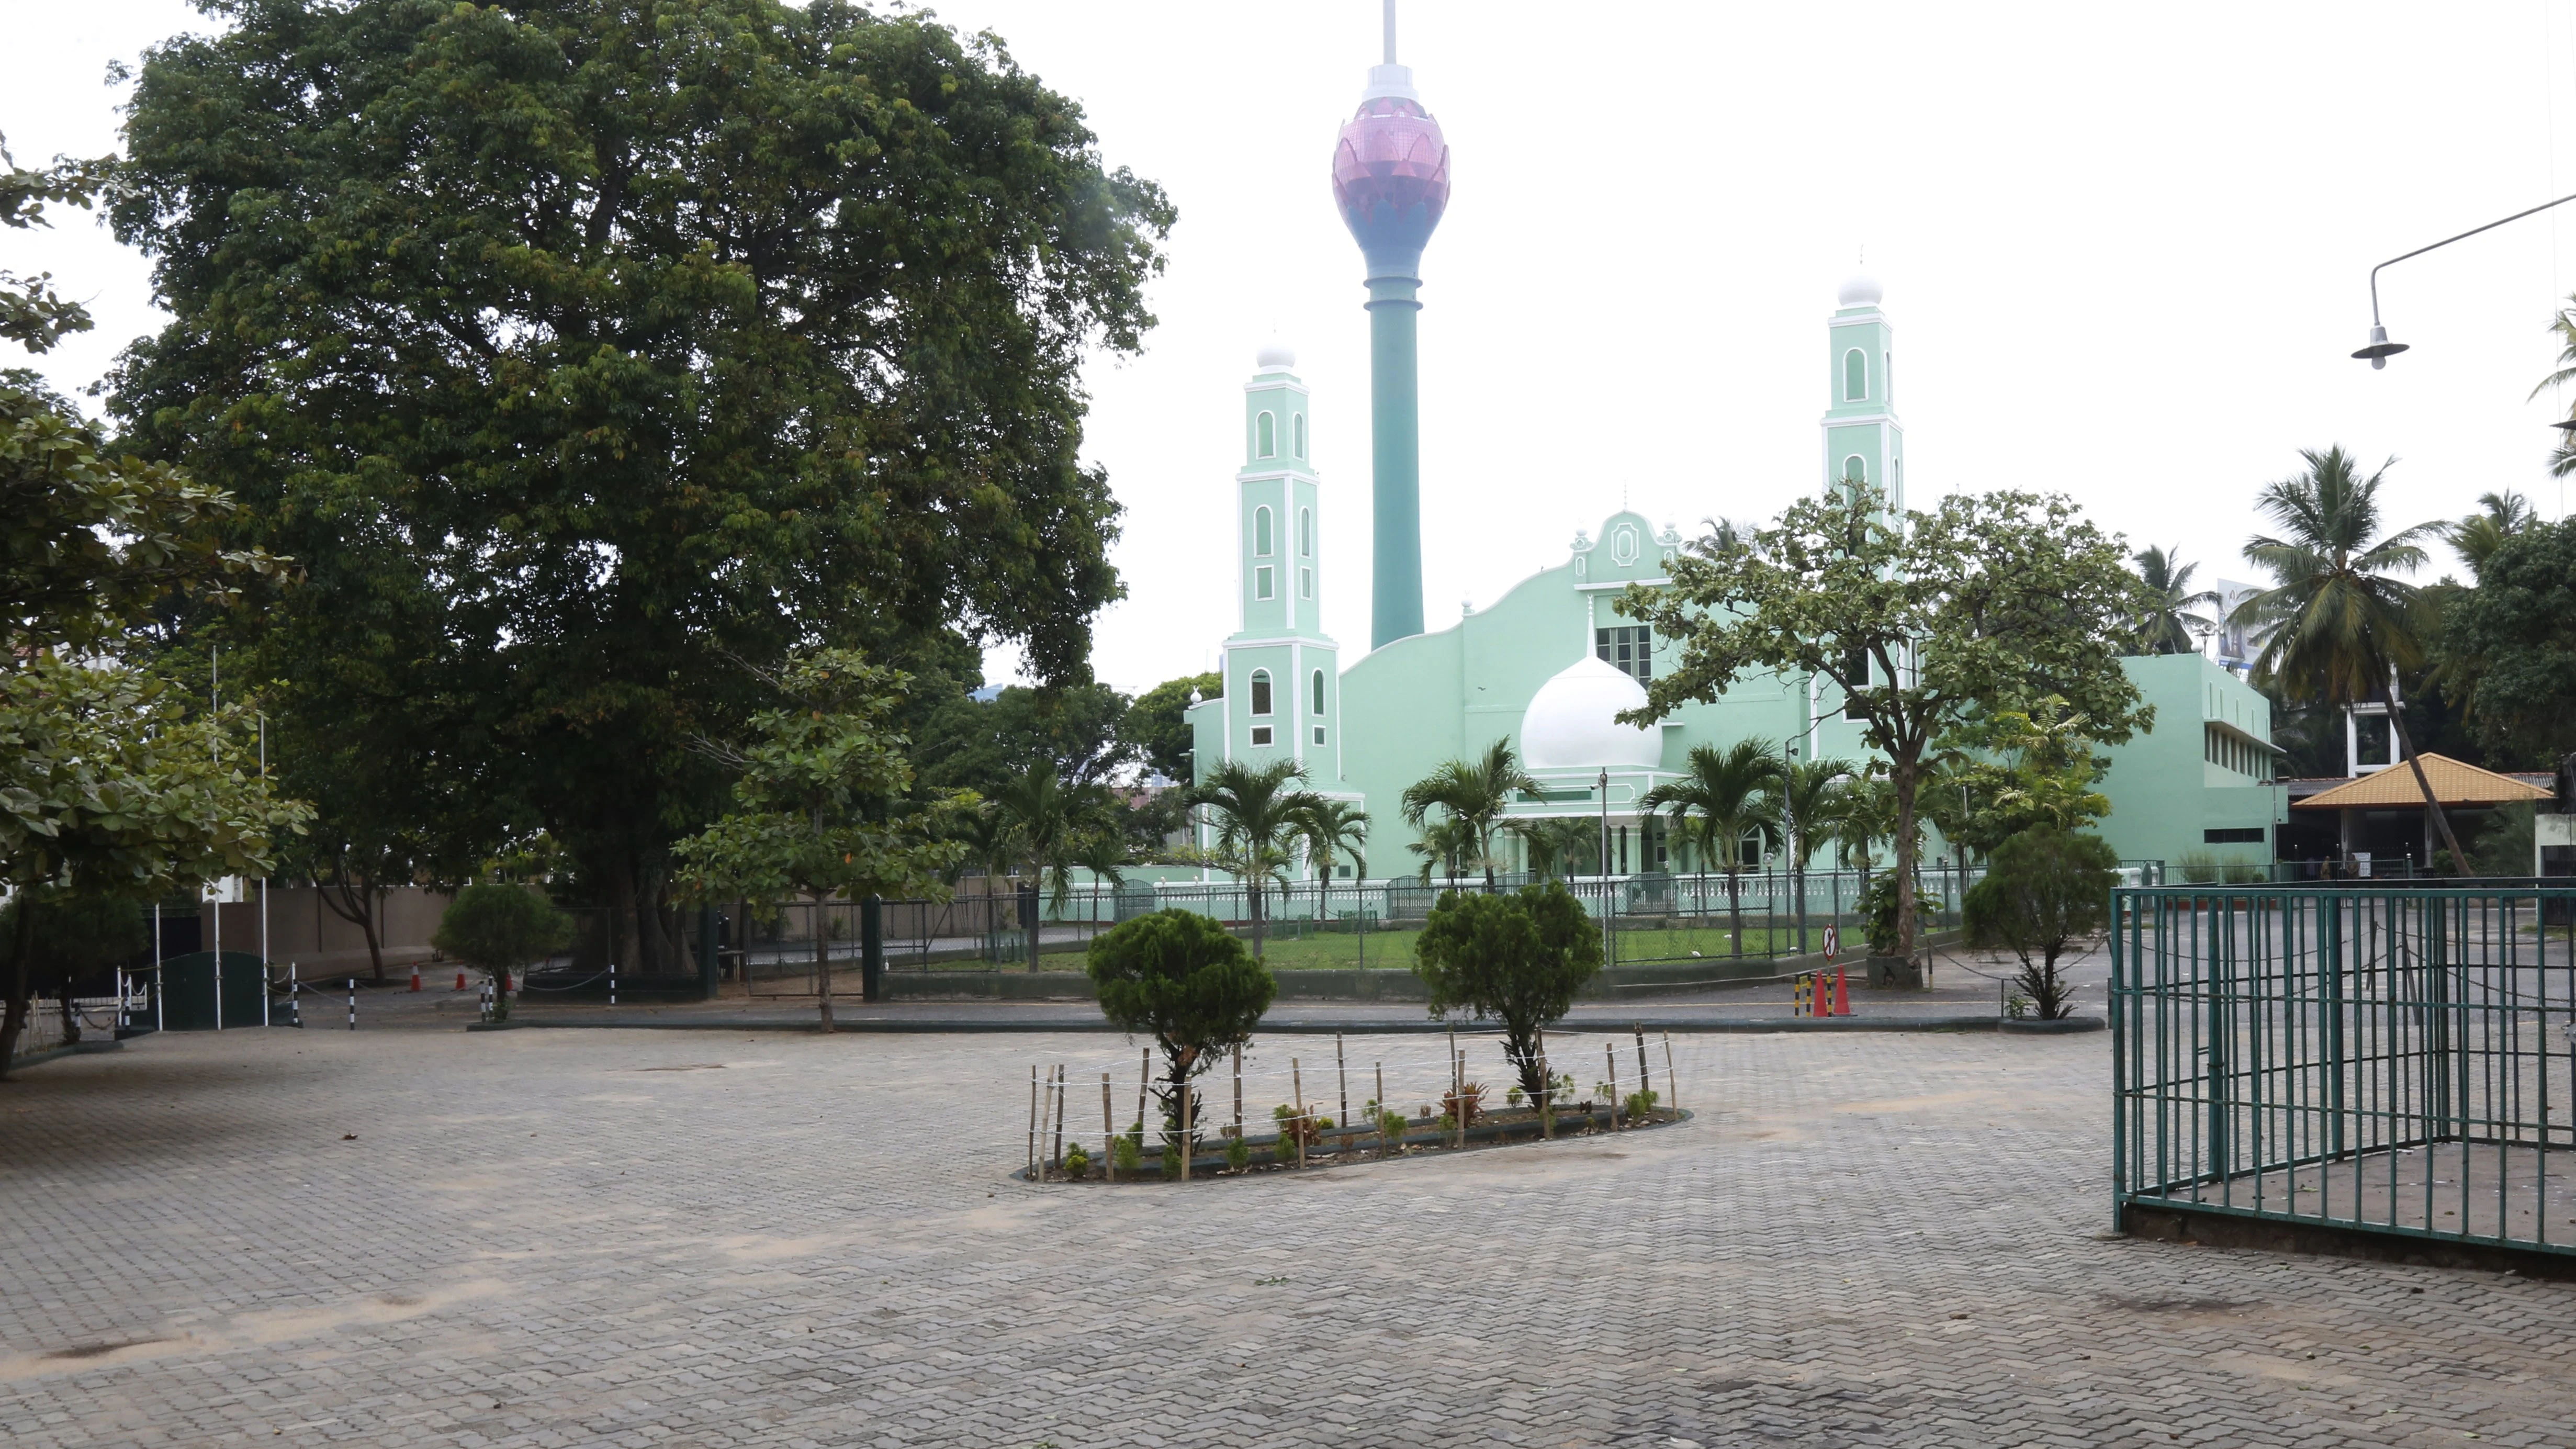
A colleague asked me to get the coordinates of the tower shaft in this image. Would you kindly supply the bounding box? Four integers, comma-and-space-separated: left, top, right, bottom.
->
1367, 274, 1423, 647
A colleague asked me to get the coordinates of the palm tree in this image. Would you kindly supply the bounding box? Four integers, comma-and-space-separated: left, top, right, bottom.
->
1406, 816, 1477, 883
2131, 545, 2221, 655
1640, 739, 1782, 957
1399, 739, 1535, 891
1506, 815, 1602, 880
1191, 757, 1316, 959
2234, 445, 2465, 873
1778, 755, 1855, 950
2444, 490, 2534, 577
1816, 765, 1897, 885
989, 763, 1115, 970
1292, 797, 1370, 926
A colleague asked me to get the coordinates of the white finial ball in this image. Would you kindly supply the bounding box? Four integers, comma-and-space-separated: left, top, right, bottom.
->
1837, 269, 1883, 308
1189, 688, 1203, 706
1256, 339, 1296, 369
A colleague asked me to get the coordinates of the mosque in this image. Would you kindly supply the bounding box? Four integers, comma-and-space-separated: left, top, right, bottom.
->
1182, 17, 2281, 878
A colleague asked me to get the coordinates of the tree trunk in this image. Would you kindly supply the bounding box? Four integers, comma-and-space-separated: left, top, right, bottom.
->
813, 890, 835, 1033
318, 879, 387, 982
2383, 679, 2468, 876
1726, 868, 1743, 958
1892, 757, 1922, 961
1249, 870, 1265, 960
0, 898, 37, 1080
1025, 880, 1041, 974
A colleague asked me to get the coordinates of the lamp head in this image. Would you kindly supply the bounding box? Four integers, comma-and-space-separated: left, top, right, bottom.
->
2353, 323, 2409, 368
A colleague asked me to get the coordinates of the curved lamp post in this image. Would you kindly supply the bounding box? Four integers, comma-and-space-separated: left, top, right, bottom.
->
2355, 189, 2576, 367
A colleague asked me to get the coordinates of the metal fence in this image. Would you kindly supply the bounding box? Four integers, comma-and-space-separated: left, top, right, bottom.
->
2111, 882, 2576, 1263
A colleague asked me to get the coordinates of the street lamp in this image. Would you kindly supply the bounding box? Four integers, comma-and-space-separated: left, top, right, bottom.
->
2354, 189, 2576, 368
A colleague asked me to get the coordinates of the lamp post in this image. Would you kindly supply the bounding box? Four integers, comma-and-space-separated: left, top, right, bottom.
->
2353, 189, 2576, 367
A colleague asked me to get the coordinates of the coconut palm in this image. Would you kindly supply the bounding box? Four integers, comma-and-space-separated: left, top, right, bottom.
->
2233, 445, 2465, 872
1399, 739, 1536, 891
1292, 796, 1370, 925
1507, 814, 1603, 881
2130, 545, 2221, 655
1190, 757, 1317, 959
989, 763, 1116, 969
1816, 765, 1898, 884
1778, 755, 1856, 950
1406, 816, 1478, 883
1640, 739, 1782, 957
2444, 490, 2534, 577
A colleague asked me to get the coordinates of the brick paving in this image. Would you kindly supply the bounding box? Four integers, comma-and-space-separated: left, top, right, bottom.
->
3, 1017, 2570, 1447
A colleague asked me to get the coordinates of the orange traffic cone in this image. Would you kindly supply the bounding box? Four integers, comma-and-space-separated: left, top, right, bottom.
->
454, 971, 467, 991
410, 965, 422, 992
1832, 967, 1851, 1017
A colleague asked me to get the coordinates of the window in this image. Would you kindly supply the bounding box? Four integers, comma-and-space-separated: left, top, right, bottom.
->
1250, 671, 1272, 715
1310, 668, 1325, 715
1255, 566, 1274, 600
1300, 567, 1312, 599
2205, 827, 2266, 845
1298, 507, 1312, 557
1843, 347, 1868, 401
1256, 410, 1276, 458
1596, 625, 1652, 683
1254, 506, 1273, 556
1293, 412, 1306, 459
1842, 643, 1874, 720
1842, 455, 1867, 485
1312, 725, 1326, 745
1251, 726, 1273, 746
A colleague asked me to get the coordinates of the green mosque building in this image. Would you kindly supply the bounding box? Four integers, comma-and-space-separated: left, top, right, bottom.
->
1183, 23, 2281, 881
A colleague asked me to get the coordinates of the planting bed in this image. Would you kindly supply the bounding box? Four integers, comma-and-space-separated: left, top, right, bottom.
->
1022, 1102, 1690, 1183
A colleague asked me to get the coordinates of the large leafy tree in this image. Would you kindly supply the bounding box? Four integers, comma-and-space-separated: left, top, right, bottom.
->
670, 650, 969, 1029
986, 761, 1122, 968
1623, 486, 2150, 961
2129, 545, 2219, 655
917, 682, 1138, 800
1122, 671, 1221, 784
1925, 699, 2112, 860
2232, 447, 2463, 871
1399, 740, 1535, 891
2442, 518, 2576, 768
1640, 739, 1780, 956
1291, 796, 1369, 921
109, 0, 1173, 981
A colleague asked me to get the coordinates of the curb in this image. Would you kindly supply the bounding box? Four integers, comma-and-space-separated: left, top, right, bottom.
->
476, 1014, 2107, 1037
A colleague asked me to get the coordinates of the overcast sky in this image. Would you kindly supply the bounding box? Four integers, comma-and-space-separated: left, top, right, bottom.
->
15, 3, 2576, 697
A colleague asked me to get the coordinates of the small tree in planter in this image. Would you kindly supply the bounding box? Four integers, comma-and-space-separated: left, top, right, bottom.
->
1086, 908, 1274, 1169
1962, 826, 2119, 1020
432, 884, 575, 1018
1412, 880, 1603, 1109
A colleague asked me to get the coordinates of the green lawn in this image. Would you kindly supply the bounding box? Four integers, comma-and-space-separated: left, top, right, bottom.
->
1240, 927, 1423, 972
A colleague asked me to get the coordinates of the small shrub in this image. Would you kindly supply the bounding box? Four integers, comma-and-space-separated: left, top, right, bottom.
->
1161, 1141, 1184, 1178
1436, 1112, 1457, 1132
1441, 1080, 1486, 1128
1271, 1103, 1322, 1149
1113, 1125, 1142, 1176
432, 884, 574, 978
2220, 855, 2265, 885
1225, 1136, 1250, 1172
1505, 1085, 1525, 1107
1061, 1142, 1090, 1180
1377, 1108, 1407, 1150
2177, 848, 2218, 884
1623, 1087, 1660, 1119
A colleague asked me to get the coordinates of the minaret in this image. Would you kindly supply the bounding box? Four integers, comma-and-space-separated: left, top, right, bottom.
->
1820, 268, 1905, 517
1332, 0, 1450, 649
1220, 343, 1338, 779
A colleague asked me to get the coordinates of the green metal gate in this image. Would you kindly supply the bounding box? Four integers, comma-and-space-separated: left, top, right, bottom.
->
2112, 883, 2576, 1260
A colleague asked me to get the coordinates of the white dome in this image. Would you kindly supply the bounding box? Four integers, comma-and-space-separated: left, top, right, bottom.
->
1255, 339, 1297, 369
1836, 269, 1883, 308
1519, 656, 1663, 771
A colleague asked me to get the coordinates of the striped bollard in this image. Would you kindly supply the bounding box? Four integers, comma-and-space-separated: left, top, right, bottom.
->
609, 961, 617, 1008
347, 979, 357, 1031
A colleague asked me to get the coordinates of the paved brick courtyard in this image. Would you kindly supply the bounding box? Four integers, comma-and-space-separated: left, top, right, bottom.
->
3, 1020, 2571, 1448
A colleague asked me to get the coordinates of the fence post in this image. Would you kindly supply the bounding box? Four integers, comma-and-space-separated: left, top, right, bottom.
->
861, 894, 885, 1003
2321, 892, 2345, 1158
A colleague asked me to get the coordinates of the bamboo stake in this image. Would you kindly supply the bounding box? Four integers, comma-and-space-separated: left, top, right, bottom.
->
1335, 1032, 1349, 1154
1135, 1046, 1149, 1142
1101, 1070, 1115, 1183
1662, 1033, 1681, 1115
1050, 1063, 1066, 1175
1028, 1065, 1040, 1177
1634, 1024, 1651, 1113
1606, 1042, 1621, 1131
1292, 1057, 1307, 1168
1452, 1049, 1466, 1149
1233, 1043, 1243, 1138
1538, 1025, 1553, 1140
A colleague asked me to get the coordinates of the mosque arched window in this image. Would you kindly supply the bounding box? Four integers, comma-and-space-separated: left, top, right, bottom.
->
1843, 347, 1868, 402
1298, 507, 1312, 557
1250, 670, 1273, 716
1255, 506, 1273, 556
1842, 455, 1867, 486
1310, 668, 1325, 715
1294, 413, 1307, 458
1256, 410, 1276, 458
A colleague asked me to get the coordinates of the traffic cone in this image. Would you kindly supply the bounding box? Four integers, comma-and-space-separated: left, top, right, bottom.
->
410, 965, 422, 992
1832, 967, 1851, 1017
455, 971, 467, 991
